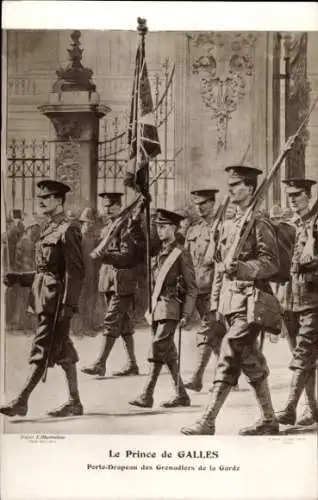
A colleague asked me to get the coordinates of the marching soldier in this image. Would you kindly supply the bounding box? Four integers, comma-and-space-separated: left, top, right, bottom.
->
1, 180, 85, 418
276, 178, 318, 426
181, 165, 280, 435
183, 189, 226, 392
81, 192, 143, 378
129, 208, 197, 408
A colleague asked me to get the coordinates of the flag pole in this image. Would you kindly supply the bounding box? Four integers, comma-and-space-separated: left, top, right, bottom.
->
137, 18, 153, 322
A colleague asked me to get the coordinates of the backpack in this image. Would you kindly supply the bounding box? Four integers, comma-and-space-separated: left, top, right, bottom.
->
269, 220, 296, 283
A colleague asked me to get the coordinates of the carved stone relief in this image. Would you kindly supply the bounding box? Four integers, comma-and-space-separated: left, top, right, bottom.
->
50, 117, 86, 140
190, 32, 258, 153
55, 139, 81, 197
282, 32, 310, 178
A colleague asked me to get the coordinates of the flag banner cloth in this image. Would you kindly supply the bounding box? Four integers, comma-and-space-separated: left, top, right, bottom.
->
126, 29, 161, 196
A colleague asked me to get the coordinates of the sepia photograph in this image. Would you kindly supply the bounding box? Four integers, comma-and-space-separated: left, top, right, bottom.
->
1, 2, 318, 499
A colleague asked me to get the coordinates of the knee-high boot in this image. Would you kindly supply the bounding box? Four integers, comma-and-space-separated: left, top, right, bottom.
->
181, 381, 232, 435
0, 363, 45, 417
112, 336, 139, 376
276, 369, 310, 425
296, 369, 318, 425
239, 377, 279, 435
161, 359, 190, 408
129, 362, 162, 408
185, 344, 213, 392
81, 336, 116, 376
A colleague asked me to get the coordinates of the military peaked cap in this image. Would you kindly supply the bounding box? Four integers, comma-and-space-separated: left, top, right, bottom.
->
98, 192, 123, 206
225, 164, 263, 185
282, 178, 317, 194
190, 188, 219, 204
154, 208, 185, 226
37, 179, 71, 198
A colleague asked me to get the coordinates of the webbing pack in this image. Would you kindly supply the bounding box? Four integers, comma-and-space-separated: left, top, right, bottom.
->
269, 220, 296, 283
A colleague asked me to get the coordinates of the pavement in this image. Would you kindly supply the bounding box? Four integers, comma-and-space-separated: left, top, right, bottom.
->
1, 326, 318, 435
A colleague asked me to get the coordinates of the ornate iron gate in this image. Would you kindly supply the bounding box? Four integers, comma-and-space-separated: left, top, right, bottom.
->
97, 60, 177, 210
5, 139, 50, 215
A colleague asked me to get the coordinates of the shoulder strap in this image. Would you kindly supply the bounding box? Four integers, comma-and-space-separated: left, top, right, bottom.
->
145, 247, 182, 325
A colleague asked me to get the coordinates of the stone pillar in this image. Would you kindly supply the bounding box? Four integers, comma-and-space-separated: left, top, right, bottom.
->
306, 32, 318, 202
38, 31, 110, 214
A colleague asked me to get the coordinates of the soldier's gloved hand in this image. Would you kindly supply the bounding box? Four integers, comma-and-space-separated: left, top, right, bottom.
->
285, 134, 297, 152
215, 262, 225, 273
90, 249, 102, 260
179, 315, 190, 329
60, 304, 75, 318
224, 259, 238, 277
3, 272, 20, 287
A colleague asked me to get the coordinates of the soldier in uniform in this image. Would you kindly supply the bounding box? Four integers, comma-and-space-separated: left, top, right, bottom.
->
129, 208, 197, 408
182, 165, 280, 435
0, 180, 85, 418
183, 189, 226, 392
11, 216, 40, 331
276, 178, 318, 426
5, 210, 25, 326
81, 192, 143, 378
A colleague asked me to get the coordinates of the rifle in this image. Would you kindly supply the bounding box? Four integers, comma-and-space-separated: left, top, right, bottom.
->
90, 170, 163, 260
204, 194, 231, 265
224, 97, 318, 270
177, 322, 182, 394
176, 275, 186, 393
299, 199, 318, 267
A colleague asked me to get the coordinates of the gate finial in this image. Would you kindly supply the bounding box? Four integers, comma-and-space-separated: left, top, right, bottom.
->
137, 17, 148, 36
53, 30, 96, 92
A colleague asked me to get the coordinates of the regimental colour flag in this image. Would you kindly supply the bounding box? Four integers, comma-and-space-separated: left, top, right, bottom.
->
126, 30, 161, 195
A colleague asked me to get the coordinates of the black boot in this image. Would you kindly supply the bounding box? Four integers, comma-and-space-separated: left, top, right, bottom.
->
112, 336, 139, 376
185, 344, 213, 392
297, 406, 318, 426
0, 363, 44, 417
47, 400, 83, 417
296, 369, 318, 426
81, 336, 116, 376
161, 359, 190, 408
276, 370, 310, 425
129, 362, 162, 408
181, 382, 232, 435
239, 378, 279, 435
0, 399, 28, 417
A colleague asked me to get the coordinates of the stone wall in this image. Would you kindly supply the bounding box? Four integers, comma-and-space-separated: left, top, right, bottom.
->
307, 32, 318, 201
